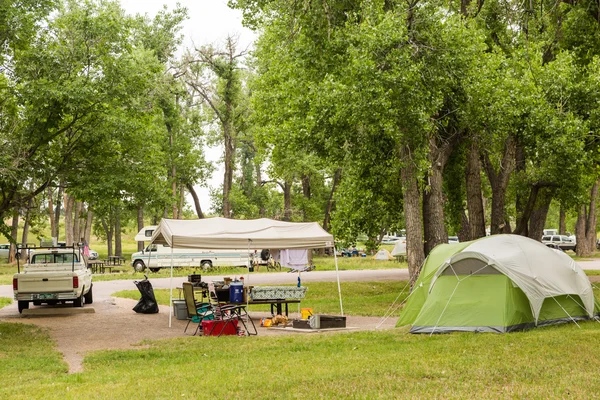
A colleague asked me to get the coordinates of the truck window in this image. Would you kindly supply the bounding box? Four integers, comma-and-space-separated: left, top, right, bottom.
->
31, 253, 79, 264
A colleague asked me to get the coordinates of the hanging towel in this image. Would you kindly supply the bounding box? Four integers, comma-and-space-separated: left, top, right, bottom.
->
280, 249, 309, 270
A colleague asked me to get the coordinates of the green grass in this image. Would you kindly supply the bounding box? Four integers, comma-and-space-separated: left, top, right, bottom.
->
113, 281, 410, 317
2, 320, 600, 398
0, 297, 11, 308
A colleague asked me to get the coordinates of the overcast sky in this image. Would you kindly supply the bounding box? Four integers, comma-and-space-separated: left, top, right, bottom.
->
120, 0, 257, 214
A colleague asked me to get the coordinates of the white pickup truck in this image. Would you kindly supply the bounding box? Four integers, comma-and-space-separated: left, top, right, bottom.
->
13, 247, 93, 313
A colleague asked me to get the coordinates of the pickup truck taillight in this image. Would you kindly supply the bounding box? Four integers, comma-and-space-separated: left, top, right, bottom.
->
12, 278, 17, 290
73, 276, 79, 288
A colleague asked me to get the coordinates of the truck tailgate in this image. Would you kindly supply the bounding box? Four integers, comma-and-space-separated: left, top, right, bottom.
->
17, 272, 74, 293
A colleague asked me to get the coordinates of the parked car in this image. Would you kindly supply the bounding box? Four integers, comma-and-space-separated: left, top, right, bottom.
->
448, 236, 460, 244
541, 235, 576, 252
0, 244, 10, 262
88, 249, 99, 260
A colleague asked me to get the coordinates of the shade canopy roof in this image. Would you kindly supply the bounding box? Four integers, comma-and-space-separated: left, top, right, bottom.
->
150, 217, 334, 250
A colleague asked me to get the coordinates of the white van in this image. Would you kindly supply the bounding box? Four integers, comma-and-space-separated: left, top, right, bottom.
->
131, 226, 250, 273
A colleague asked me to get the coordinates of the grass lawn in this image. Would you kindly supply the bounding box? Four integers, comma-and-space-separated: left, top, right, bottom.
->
1, 320, 600, 398
114, 281, 410, 317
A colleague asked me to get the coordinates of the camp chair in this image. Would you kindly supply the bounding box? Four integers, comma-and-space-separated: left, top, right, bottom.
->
182, 282, 213, 336
207, 284, 257, 336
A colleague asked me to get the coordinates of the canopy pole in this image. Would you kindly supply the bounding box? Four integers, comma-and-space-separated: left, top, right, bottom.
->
169, 245, 173, 328
333, 245, 343, 316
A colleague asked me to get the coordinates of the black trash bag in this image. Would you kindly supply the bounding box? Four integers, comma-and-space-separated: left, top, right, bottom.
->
133, 276, 159, 314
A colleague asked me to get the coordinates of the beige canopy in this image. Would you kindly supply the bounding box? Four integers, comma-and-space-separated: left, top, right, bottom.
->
150, 217, 335, 250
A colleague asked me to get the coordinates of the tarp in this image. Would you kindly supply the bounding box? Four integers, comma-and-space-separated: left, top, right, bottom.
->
150, 218, 341, 328
151, 218, 334, 249
397, 234, 598, 333
391, 239, 406, 257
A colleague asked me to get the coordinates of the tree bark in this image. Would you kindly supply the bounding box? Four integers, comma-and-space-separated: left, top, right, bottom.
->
575, 180, 599, 256
186, 184, 204, 219
47, 186, 56, 244
401, 145, 425, 282
64, 193, 75, 246
482, 136, 516, 235
84, 209, 93, 245
423, 136, 452, 254
301, 174, 311, 221
283, 180, 292, 221
21, 195, 33, 261
323, 168, 342, 232
73, 201, 83, 244
137, 206, 145, 252
115, 206, 122, 257
465, 139, 486, 240
223, 121, 235, 218
559, 207, 566, 235
178, 184, 185, 219
527, 187, 554, 240
53, 183, 64, 244
101, 216, 113, 258
8, 209, 18, 263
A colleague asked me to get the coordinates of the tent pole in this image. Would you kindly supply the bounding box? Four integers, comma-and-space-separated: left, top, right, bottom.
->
169, 245, 173, 328
333, 245, 343, 316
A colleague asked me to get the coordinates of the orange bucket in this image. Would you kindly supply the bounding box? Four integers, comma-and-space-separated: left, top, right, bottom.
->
301, 308, 313, 320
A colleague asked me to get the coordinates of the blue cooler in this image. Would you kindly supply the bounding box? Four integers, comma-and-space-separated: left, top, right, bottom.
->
229, 281, 244, 303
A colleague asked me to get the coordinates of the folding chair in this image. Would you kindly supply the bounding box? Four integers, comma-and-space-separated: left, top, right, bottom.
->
207, 283, 257, 336
183, 282, 213, 336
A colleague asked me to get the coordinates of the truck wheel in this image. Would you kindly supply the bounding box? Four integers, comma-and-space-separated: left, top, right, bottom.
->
201, 261, 213, 270
133, 260, 146, 272
73, 293, 84, 308
84, 286, 93, 304
149, 267, 161, 273
18, 301, 29, 313
33, 300, 41, 306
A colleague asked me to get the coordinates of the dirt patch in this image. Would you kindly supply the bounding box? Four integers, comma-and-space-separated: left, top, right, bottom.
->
0, 296, 397, 373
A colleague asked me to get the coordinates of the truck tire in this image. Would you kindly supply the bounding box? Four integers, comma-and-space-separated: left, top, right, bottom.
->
149, 267, 161, 273
201, 261, 213, 270
33, 300, 41, 306
84, 285, 93, 304
18, 301, 29, 313
73, 292, 84, 308
133, 260, 146, 273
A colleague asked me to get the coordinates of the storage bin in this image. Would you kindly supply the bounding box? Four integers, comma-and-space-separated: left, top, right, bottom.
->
172, 300, 188, 320
202, 319, 239, 336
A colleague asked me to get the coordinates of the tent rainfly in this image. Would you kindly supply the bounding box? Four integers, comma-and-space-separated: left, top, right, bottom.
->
149, 218, 340, 327
397, 234, 600, 333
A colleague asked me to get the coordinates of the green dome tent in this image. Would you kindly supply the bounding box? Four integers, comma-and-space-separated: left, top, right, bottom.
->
397, 234, 599, 333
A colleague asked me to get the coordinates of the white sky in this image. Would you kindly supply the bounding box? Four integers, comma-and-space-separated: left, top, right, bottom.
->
119, 0, 257, 214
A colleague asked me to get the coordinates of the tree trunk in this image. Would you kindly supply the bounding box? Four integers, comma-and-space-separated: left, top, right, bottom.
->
423, 136, 451, 254
575, 180, 599, 256
21, 196, 33, 261
458, 210, 470, 242
102, 217, 113, 258
84, 209, 93, 245
53, 183, 64, 244
482, 136, 516, 234
64, 193, 75, 246
559, 207, 566, 235
73, 201, 83, 244
465, 139, 486, 240
186, 184, 204, 219
283, 180, 292, 221
137, 206, 145, 252
301, 174, 311, 221
527, 187, 554, 240
256, 162, 265, 217
115, 207, 122, 257
222, 122, 235, 218
8, 209, 18, 263
47, 186, 56, 244
401, 145, 425, 282
323, 168, 342, 232
178, 184, 185, 219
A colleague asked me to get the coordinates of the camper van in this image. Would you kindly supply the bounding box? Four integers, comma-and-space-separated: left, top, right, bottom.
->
131, 226, 250, 272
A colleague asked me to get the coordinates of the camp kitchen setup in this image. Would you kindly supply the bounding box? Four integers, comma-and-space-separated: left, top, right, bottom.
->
146, 217, 347, 336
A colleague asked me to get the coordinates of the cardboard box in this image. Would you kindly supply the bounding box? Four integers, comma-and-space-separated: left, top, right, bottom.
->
202, 319, 238, 336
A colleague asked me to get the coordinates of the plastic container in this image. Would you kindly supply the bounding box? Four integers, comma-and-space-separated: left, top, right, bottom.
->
301, 308, 313, 320
172, 300, 188, 320
229, 280, 244, 303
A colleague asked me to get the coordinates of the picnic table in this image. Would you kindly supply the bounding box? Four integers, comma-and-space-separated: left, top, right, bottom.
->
107, 256, 125, 266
